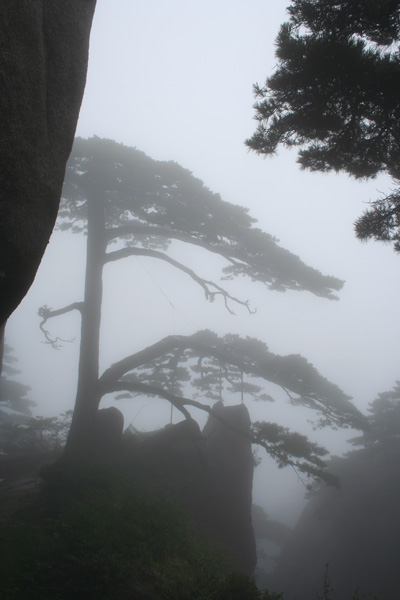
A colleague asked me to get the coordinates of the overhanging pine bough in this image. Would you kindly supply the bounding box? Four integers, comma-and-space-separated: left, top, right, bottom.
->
246, 0, 400, 251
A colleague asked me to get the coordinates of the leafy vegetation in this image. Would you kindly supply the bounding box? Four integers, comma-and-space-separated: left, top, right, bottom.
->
0, 343, 71, 455
0, 343, 35, 413
0, 411, 72, 455
246, 0, 400, 251
0, 463, 276, 600
271, 382, 400, 599
350, 380, 400, 448
315, 564, 379, 600
0, 343, 35, 453
0, 465, 381, 600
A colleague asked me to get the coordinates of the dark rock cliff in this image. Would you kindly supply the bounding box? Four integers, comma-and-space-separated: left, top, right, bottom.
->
122, 403, 257, 574
0, 2, 96, 329
202, 402, 256, 574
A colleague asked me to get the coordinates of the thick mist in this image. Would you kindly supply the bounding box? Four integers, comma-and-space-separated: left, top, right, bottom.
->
2, 3, 400, 597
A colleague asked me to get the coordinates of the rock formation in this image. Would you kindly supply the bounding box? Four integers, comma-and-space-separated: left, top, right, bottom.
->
0, 2, 96, 331
92, 407, 125, 461
202, 401, 256, 574
123, 403, 257, 574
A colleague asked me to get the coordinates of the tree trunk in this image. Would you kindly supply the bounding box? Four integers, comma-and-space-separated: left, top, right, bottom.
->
0, 1, 96, 329
0, 323, 5, 378
64, 192, 106, 461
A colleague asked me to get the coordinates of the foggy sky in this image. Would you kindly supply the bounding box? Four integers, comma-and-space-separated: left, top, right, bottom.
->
6, 1, 400, 523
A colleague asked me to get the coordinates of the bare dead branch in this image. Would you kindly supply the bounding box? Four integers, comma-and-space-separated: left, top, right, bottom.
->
38, 302, 84, 348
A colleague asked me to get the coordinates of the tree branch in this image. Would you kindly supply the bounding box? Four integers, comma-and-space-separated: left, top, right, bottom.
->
106, 223, 238, 261
104, 222, 343, 300
38, 302, 84, 348
101, 378, 274, 441
106, 222, 248, 280
103, 380, 194, 420
98, 333, 361, 429
104, 246, 253, 314
100, 379, 336, 486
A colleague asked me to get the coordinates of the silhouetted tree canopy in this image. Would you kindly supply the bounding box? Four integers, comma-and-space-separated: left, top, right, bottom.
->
40, 137, 363, 481
273, 378, 400, 599
0, 343, 35, 415
99, 330, 360, 431
246, 0, 400, 251
0, 343, 36, 453
60, 137, 343, 301
97, 329, 363, 483
350, 380, 400, 448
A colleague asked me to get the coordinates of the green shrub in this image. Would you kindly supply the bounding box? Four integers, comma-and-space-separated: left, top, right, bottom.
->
0, 461, 261, 600
2, 464, 379, 599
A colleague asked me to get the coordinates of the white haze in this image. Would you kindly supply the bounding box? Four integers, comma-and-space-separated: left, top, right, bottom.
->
6, 1, 400, 525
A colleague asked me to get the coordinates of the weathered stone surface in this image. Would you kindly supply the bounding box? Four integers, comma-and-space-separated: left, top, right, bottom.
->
123, 405, 256, 574
272, 443, 400, 599
202, 402, 257, 574
92, 407, 124, 461
123, 418, 214, 525
0, 1, 96, 327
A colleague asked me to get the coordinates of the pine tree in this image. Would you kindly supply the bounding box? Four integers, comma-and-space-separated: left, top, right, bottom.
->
40, 137, 363, 481
246, 0, 400, 251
